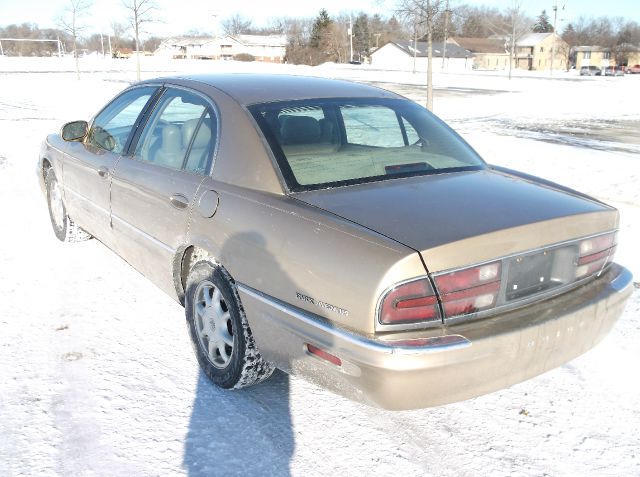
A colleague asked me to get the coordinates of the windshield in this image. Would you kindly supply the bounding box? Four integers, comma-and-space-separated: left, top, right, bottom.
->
249, 97, 485, 191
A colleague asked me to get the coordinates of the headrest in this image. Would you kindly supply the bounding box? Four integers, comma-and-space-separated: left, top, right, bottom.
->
162, 124, 182, 152
182, 119, 199, 145
280, 116, 321, 145
319, 118, 335, 143
183, 118, 212, 149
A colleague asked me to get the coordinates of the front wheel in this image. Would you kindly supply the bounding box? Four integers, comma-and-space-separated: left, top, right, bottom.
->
45, 168, 91, 242
185, 261, 275, 389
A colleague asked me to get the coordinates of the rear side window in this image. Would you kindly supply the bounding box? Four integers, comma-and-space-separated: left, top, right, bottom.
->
250, 98, 485, 191
134, 89, 217, 174
87, 86, 157, 153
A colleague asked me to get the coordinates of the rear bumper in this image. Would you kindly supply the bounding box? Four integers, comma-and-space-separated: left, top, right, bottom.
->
239, 263, 633, 410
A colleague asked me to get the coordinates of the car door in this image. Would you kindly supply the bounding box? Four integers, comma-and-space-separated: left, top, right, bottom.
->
62, 86, 159, 243
109, 86, 218, 296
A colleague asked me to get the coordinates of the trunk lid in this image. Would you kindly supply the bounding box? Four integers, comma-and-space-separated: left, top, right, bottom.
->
293, 169, 618, 273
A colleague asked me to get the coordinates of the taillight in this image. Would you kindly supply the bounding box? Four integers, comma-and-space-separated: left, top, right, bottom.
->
378, 231, 618, 328
576, 232, 617, 278
434, 261, 501, 319
379, 278, 440, 325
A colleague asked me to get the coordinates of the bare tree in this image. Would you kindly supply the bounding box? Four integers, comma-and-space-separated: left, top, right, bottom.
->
454, 5, 504, 38
0, 23, 67, 56
327, 15, 350, 63
110, 21, 128, 56
58, 0, 92, 80
221, 14, 253, 36
282, 17, 314, 64
397, 0, 443, 111
482, 1, 529, 79
122, 0, 157, 81
504, 1, 529, 79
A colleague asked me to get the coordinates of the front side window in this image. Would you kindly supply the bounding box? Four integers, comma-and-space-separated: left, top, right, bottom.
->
87, 86, 157, 153
134, 89, 216, 173
250, 98, 485, 191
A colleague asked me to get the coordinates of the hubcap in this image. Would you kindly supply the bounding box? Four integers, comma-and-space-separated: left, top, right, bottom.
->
193, 281, 234, 369
49, 179, 65, 229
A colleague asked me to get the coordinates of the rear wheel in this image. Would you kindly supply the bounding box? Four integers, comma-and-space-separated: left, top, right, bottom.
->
185, 261, 275, 389
45, 168, 91, 242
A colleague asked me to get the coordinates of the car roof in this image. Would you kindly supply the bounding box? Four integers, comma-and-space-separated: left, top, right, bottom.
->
145, 73, 402, 105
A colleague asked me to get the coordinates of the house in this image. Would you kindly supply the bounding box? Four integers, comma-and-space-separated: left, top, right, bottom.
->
154, 35, 287, 62
617, 44, 640, 66
447, 37, 509, 70
573, 46, 612, 69
370, 41, 473, 72
232, 35, 288, 63
451, 33, 569, 71
574, 44, 640, 69
154, 37, 216, 59
515, 33, 569, 71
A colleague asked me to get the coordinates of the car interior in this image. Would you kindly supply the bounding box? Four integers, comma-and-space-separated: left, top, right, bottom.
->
256, 102, 480, 187
135, 93, 216, 175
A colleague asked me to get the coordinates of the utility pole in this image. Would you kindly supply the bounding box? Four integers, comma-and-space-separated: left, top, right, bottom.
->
212, 11, 219, 38
441, 0, 450, 69
349, 15, 353, 63
212, 12, 219, 60
508, 9, 516, 80
100, 32, 105, 58
550, 0, 558, 75
108, 35, 112, 58
413, 23, 417, 74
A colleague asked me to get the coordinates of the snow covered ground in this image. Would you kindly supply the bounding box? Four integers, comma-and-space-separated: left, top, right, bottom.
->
1, 56, 639, 476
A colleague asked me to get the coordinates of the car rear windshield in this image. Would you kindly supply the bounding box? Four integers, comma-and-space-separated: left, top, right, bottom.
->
249, 98, 485, 191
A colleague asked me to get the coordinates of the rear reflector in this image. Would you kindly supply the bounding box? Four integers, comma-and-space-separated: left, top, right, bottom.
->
306, 343, 342, 367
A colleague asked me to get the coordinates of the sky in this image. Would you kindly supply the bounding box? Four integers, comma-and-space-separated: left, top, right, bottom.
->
1, 0, 638, 37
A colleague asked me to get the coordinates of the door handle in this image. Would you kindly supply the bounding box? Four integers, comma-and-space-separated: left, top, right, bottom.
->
97, 166, 110, 178
169, 193, 189, 210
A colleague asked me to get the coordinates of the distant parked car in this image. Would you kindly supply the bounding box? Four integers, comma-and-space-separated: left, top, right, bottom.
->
37, 74, 633, 410
604, 66, 625, 76
626, 64, 640, 74
580, 66, 602, 76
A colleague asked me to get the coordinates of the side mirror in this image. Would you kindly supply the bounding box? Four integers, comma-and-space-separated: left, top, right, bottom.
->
61, 120, 88, 142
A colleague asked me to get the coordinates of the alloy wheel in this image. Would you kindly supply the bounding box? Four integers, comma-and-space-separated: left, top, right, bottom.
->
193, 280, 234, 369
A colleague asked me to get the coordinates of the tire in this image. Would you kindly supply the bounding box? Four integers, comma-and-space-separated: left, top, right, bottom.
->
45, 168, 91, 243
185, 261, 275, 389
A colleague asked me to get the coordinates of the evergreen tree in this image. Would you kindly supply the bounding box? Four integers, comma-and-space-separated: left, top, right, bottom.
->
310, 9, 333, 48
352, 13, 371, 60
533, 10, 553, 33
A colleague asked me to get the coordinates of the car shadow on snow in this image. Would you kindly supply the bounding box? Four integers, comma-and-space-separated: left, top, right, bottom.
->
183, 231, 306, 476
183, 370, 294, 476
